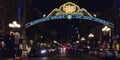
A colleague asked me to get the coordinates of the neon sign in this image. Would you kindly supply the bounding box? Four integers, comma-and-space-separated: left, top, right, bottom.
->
25, 15, 114, 28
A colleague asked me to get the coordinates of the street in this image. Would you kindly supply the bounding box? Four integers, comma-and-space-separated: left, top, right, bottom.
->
0, 51, 103, 60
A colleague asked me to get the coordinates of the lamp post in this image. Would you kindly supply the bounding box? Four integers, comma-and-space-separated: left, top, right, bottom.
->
53, 40, 57, 44
76, 40, 80, 43
81, 37, 86, 41
102, 26, 111, 33
102, 26, 112, 49
8, 21, 21, 46
88, 33, 94, 38
9, 21, 21, 29
88, 33, 94, 46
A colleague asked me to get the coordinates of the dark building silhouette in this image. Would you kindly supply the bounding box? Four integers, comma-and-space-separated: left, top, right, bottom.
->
0, 0, 18, 33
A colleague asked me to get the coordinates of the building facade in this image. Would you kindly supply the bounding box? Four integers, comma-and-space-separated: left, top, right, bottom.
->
0, 0, 18, 33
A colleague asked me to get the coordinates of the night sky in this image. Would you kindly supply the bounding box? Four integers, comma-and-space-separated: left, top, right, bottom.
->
119, 0, 120, 7
32, 0, 112, 16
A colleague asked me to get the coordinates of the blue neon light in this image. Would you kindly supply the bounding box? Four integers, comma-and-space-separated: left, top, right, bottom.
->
25, 15, 114, 28
17, 0, 22, 20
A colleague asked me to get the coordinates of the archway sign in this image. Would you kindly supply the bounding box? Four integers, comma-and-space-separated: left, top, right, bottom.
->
25, 2, 114, 28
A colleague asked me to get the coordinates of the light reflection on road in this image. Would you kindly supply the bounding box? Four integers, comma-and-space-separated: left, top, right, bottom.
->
60, 48, 67, 57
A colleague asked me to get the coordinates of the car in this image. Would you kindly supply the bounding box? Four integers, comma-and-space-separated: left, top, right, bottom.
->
28, 44, 50, 58
28, 48, 50, 58
116, 50, 120, 59
100, 48, 115, 60
98, 49, 106, 58
88, 48, 99, 56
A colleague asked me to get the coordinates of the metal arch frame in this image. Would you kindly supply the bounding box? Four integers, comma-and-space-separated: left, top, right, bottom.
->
25, 15, 114, 28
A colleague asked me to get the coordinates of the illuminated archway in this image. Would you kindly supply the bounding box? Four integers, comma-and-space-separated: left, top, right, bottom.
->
25, 2, 114, 28
25, 15, 114, 28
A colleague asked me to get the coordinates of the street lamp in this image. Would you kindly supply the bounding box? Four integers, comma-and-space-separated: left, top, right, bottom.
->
81, 37, 86, 41
8, 21, 21, 45
53, 40, 57, 44
102, 26, 112, 48
76, 40, 80, 43
102, 26, 111, 32
88, 33, 94, 46
9, 21, 21, 28
88, 33, 94, 38
102, 26, 111, 41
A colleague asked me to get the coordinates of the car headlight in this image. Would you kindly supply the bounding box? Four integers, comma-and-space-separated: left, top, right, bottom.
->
41, 50, 47, 54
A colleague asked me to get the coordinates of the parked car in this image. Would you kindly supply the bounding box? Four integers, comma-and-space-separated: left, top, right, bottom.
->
89, 48, 99, 56
98, 49, 106, 58
116, 50, 120, 59
98, 48, 115, 60
89, 48, 115, 60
